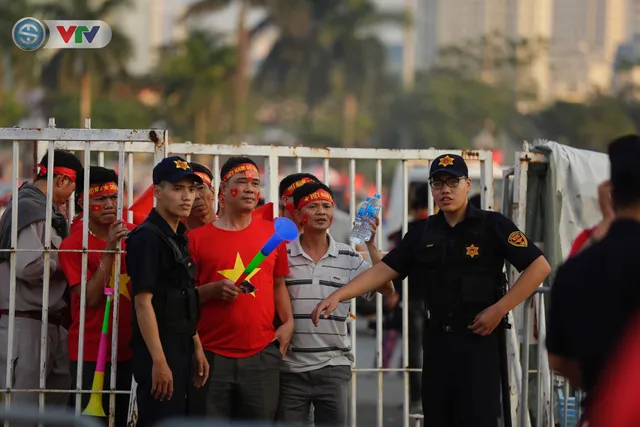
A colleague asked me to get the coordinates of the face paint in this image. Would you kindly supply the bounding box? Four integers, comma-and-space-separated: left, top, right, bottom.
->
230, 188, 238, 198
302, 215, 308, 224
91, 204, 103, 212
256, 191, 260, 200
328, 215, 334, 225
245, 170, 256, 180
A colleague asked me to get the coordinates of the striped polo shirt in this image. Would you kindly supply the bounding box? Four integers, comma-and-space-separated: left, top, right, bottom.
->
283, 233, 373, 373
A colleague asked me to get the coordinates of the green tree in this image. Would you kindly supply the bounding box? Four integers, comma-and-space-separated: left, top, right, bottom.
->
531, 97, 637, 151
38, 0, 133, 126
375, 70, 525, 149
255, 0, 405, 146
46, 92, 152, 129
182, 0, 271, 137
0, 2, 42, 103
156, 30, 236, 144
438, 32, 549, 104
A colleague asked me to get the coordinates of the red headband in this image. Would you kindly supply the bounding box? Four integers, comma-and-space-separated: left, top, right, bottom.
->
87, 182, 118, 199
283, 177, 315, 198
195, 172, 213, 188
296, 189, 334, 210
222, 163, 259, 182
38, 164, 77, 183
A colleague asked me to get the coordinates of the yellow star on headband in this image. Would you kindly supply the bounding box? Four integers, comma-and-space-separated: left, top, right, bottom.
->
439, 155, 454, 167
218, 253, 260, 297
174, 160, 190, 170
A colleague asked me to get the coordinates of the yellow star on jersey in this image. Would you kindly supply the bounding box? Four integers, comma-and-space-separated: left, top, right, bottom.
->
108, 271, 131, 300
218, 253, 260, 297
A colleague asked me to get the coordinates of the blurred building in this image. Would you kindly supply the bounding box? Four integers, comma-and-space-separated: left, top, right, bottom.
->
109, 0, 167, 76
628, 0, 640, 39
612, 34, 640, 99
415, 0, 552, 107
550, 0, 627, 101
410, 0, 632, 105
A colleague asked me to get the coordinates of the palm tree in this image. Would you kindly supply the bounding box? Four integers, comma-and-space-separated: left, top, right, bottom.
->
255, 0, 405, 146
37, 0, 133, 126
156, 30, 236, 144
182, 0, 271, 137
0, 1, 42, 104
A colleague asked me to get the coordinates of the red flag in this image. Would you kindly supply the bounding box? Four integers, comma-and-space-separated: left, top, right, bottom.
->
252, 202, 274, 221
568, 227, 596, 258
129, 185, 154, 225
586, 311, 640, 426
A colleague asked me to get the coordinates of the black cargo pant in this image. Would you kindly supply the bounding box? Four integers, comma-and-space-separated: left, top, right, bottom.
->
134, 336, 193, 427
422, 326, 502, 427
69, 359, 133, 427
188, 341, 282, 421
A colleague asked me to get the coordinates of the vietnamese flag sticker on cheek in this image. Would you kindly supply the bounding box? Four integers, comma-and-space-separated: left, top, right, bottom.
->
302, 215, 308, 224
230, 189, 239, 198
91, 205, 103, 212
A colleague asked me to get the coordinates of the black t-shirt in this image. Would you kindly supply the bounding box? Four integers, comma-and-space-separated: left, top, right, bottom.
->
390, 218, 429, 302
547, 219, 640, 397
125, 209, 191, 346
382, 204, 543, 282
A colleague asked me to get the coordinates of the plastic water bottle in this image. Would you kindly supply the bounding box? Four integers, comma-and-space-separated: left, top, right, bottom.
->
349, 197, 371, 245
362, 193, 382, 243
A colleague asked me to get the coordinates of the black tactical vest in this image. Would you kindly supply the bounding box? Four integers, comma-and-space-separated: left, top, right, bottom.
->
129, 221, 200, 337
414, 211, 507, 329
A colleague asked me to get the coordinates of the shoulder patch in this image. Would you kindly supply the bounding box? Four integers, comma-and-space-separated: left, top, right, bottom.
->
508, 231, 528, 248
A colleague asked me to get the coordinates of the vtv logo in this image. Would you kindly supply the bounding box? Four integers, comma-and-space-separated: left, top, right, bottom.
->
56, 25, 101, 45
46, 20, 112, 49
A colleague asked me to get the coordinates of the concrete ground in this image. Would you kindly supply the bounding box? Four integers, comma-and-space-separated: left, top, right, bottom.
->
349, 320, 411, 427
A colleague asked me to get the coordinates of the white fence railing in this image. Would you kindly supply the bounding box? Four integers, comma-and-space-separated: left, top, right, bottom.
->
3, 120, 575, 427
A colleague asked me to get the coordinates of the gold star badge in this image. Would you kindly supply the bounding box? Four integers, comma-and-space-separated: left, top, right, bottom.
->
174, 160, 190, 170
439, 155, 454, 167
217, 253, 260, 297
465, 244, 479, 258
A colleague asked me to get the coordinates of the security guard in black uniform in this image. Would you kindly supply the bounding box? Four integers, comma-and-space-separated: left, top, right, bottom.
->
312, 154, 551, 427
126, 156, 209, 427
547, 135, 640, 420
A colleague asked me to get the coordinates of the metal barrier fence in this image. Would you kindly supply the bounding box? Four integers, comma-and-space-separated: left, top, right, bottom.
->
0, 120, 498, 427
503, 149, 585, 427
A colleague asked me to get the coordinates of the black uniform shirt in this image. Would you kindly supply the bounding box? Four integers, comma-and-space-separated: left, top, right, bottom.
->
383, 203, 543, 283
126, 208, 190, 346
547, 219, 640, 397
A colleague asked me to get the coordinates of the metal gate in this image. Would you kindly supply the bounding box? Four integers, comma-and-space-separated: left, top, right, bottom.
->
1, 120, 496, 427
503, 146, 585, 427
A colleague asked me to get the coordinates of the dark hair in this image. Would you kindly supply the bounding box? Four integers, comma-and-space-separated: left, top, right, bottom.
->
220, 157, 259, 181
279, 173, 319, 198
608, 134, 640, 208
75, 166, 118, 212
190, 163, 213, 181
36, 150, 83, 182
292, 182, 333, 208
411, 183, 429, 210
469, 194, 481, 209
